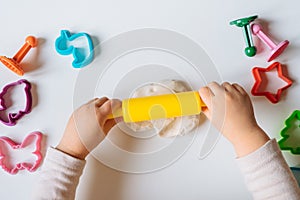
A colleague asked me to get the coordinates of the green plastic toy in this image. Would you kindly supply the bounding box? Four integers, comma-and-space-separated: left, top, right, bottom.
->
230, 15, 258, 57
278, 110, 300, 154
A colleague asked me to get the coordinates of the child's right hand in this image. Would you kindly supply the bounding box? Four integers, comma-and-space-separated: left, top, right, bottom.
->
199, 82, 270, 157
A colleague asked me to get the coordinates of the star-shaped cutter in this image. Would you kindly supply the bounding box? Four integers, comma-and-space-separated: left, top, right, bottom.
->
251, 62, 293, 103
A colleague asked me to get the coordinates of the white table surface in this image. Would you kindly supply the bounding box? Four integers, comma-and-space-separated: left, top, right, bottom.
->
0, 0, 300, 199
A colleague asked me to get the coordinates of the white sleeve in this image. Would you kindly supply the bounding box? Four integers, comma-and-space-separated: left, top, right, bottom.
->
236, 139, 300, 200
32, 147, 86, 200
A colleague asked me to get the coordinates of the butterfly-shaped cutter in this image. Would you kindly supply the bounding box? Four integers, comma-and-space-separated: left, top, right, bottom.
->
0, 131, 43, 174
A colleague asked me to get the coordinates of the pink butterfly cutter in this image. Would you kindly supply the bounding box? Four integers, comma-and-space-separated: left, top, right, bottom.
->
0, 79, 32, 126
0, 131, 43, 174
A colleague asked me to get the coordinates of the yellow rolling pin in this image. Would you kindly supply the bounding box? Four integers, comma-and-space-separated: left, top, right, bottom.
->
108, 91, 206, 123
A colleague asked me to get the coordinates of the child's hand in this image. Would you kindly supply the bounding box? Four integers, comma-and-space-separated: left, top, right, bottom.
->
56, 97, 121, 160
199, 82, 270, 157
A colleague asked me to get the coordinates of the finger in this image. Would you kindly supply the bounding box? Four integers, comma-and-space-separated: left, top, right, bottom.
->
95, 97, 109, 107
207, 81, 224, 95
110, 99, 122, 111
107, 99, 122, 119
97, 99, 119, 127
98, 99, 122, 118
198, 86, 213, 119
199, 86, 214, 105
221, 82, 235, 92
232, 83, 247, 95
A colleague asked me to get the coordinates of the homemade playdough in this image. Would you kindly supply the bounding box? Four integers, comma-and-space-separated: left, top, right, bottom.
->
127, 80, 200, 137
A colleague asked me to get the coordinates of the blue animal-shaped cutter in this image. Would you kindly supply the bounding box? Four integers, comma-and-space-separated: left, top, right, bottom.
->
55, 30, 94, 68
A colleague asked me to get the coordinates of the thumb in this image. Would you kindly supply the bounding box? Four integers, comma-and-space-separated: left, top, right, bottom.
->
98, 99, 122, 126
198, 86, 213, 119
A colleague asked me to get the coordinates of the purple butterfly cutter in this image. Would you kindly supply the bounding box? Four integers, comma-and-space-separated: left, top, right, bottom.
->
0, 79, 32, 126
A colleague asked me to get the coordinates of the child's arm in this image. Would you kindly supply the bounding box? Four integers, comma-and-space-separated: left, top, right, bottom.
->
32, 97, 121, 200
199, 82, 300, 199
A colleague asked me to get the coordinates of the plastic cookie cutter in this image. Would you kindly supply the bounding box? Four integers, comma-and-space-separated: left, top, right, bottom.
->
278, 110, 300, 154
0, 131, 43, 175
55, 30, 94, 68
108, 91, 206, 122
251, 23, 289, 62
230, 15, 258, 57
0, 79, 32, 126
251, 62, 292, 103
0, 36, 38, 76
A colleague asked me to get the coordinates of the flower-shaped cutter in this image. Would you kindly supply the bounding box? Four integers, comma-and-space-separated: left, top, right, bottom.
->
0, 131, 43, 174
251, 62, 293, 103
0, 79, 32, 126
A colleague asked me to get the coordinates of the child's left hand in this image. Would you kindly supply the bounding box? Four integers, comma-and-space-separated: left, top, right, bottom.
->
56, 97, 122, 160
